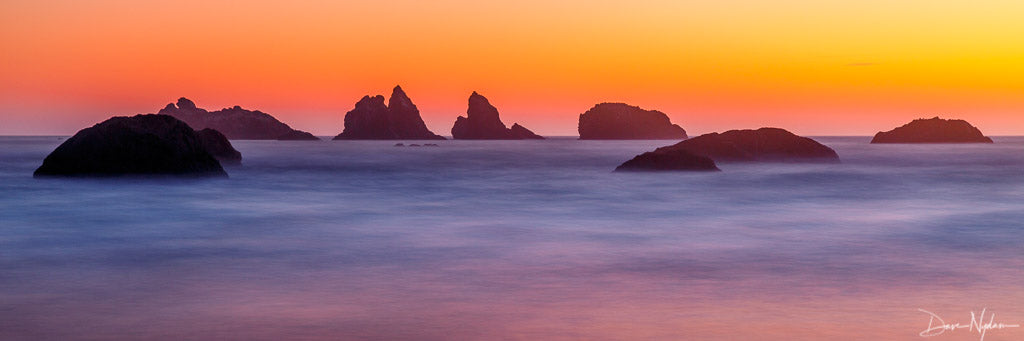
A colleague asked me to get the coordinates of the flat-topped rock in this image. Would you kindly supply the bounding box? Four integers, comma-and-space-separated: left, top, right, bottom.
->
450, 92, 543, 139
654, 128, 839, 162
871, 117, 993, 143
615, 149, 719, 172
34, 114, 227, 177
578, 103, 687, 140
653, 128, 839, 162
195, 128, 242, 165
616, 128, 838, 171
334, 86, 446, 140
159, 98, 318, 140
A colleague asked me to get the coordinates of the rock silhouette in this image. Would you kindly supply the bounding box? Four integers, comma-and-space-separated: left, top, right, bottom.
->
617, 128, 838, 171
451, 92, 544, 139
578, 103, 687, 140
871, 117, 993, 143
34, 114, 227, 177
615, 150, 719, 172
334, 86, 445, 140
510, 123, 544, 139
159, 98, 318, 140
195, 128, 242, 165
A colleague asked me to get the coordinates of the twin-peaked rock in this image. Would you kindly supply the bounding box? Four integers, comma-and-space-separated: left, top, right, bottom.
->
334, 86, 445, 140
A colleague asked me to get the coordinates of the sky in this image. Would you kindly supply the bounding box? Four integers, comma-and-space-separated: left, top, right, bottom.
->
1, 0, 1022, 136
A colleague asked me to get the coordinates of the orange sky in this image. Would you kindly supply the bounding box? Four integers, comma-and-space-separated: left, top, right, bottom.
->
1, 0, 1022, 136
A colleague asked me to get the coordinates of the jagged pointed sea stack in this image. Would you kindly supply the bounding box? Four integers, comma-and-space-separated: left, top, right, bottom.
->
334, 86, 445, 140
159, 98, 318, 140
578, 103, 687, 140
450, 92, 544, 139
34, 114, 228, 177
871, 117, 993, 143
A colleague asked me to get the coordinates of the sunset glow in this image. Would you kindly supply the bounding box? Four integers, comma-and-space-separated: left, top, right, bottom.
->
2, 0, 1022, 136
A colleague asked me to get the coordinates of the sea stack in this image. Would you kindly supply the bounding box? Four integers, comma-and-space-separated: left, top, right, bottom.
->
616, 128, 838, 171
195, 128, 242, 165
334, 86, 446, 140
871, 117, 993, 143
159, 98, 319, 140
616, 150, 720, 172
450, 92, 543, 139
34, 114, 227, 177
578, 103, 687, 140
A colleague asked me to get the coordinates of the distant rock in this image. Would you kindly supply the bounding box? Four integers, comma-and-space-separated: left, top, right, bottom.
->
394, 143, 405, 147
615, 149, 719, 172
509, 123, 544, 139
334, 86, 446, 140
616, 128, 838, 171
871, 117, 993, 143
578, 103, 687, 140
451, 92, 544, 139
158, 98, 318, 140
195, 128, 242, 165
34, 114, 227, 177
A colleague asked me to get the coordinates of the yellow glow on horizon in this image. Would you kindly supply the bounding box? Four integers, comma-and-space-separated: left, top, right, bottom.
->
2, 0, 1022, 135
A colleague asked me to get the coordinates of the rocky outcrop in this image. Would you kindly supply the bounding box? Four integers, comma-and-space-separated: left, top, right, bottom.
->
871, 117, 993, 143
159, 98, 318, 140
578, 103, 687, 140
510, 123, 544, 139
195, 128, 242, 165
34, 114, 227, 177
615, 149, 719, 172
334, 86, 446, 140
450, 92, 544, 139
616, 128, 838, 171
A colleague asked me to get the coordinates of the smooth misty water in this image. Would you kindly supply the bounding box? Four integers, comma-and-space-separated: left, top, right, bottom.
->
1, 136, 1023, 340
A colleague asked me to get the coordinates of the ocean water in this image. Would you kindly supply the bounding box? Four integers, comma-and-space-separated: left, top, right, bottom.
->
1, 136, 1023, 340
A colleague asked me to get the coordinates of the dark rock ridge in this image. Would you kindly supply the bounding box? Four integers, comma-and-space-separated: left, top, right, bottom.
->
334, 86, 445, 140
34, 114, 227, 177
616, 128, 838, 171
871, 117, 993, 143
195, 128, 242, 165
578, 103, 687, 140
615, 150, 719, 172
450, 92, 544, 139
159, 98, 318, 140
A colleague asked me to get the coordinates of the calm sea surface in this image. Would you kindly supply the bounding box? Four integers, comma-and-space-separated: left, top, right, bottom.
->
1, 136, 1023, 340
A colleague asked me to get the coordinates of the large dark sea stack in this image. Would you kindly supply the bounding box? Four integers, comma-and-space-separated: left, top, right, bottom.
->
195, 128, 242, 165
159, 98, 318, 140
871, 117, 993, 143
34, 114, 227, 177
578, 103, 687, 140
616, 128, 838, 171
450, 92, 544, 139
615, 149, 719, 172
334, 86, 445, 140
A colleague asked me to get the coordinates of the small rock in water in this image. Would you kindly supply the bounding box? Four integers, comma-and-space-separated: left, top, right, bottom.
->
394, 143, 405, 147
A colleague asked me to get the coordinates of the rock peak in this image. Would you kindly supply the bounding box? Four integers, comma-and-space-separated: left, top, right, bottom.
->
388, 86, 413, 109
451, 92, 543, 140
334, 88, 445, 140
177, 97, 197, 110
